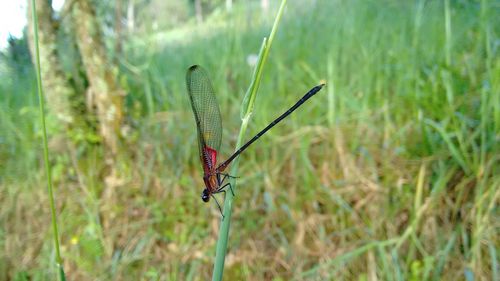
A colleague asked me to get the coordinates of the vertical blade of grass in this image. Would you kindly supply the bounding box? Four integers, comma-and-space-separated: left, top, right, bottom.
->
444, 0, 452, 67
414, 163, 426, 212
239, 37, 267, 119
327, 55, 335, 126
30, 0, 66, 280
431, 230, 457, 280
489, 241, 498, 281
424, 119, 470, 174
378, 246, 393, 281
211, 1, 288, 280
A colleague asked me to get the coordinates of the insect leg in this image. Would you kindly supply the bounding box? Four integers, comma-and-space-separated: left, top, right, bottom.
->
228, 183, 235, 196
219, 172, 239, 179
216, 173, 236, 196
215, 182, 235, 197
211, 194, 224, 218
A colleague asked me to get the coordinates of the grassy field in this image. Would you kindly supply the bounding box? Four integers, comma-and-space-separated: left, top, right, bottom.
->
1, 0, 499, 280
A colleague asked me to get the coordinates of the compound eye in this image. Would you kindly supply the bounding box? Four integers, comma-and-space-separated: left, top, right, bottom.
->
201, 189, 210, 202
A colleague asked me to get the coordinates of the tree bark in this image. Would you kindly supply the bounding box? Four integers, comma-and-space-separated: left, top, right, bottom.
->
195, 0, 203, 23
114, 0, 124, 59
71, 0, 126, 158
27, 0, 77, 126
69, 1, 127, 256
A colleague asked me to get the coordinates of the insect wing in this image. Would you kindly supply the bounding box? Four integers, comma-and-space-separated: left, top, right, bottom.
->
186, 65, 223, 172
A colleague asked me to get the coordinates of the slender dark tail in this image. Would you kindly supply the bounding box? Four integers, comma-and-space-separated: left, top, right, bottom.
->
217, 83, 325, 172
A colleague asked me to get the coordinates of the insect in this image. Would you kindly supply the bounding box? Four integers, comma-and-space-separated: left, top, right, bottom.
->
186, 65, 324, 214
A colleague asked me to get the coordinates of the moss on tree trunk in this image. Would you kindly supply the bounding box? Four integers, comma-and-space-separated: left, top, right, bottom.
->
27, 0, 77, 126
71, 0, 126, 157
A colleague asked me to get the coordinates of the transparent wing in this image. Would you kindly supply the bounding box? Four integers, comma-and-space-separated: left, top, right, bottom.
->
186, 65, 222, 171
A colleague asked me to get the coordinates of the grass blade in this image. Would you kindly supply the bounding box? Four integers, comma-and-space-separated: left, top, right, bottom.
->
211, 1, 288, 280
30, 0, 66, 279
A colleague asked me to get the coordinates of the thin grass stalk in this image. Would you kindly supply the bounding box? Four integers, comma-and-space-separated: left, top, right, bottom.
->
479, 0, 493, 173
444, 0, 452, 67
30, 0, 66, 279
211, 1, 288, 280
327, 55, 335, 126
489, 241, 498, 281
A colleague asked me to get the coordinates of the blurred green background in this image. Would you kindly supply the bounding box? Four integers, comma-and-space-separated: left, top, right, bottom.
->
0, 0, 498, 280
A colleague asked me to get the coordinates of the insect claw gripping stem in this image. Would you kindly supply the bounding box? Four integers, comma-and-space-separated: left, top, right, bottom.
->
217, 173, 236, 197
217, 173, 237, 194
219, 172, 239, 179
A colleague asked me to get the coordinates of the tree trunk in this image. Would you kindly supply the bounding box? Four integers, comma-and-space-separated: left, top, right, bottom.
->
70, 0, 127, 257
114, 0, 123, 59
195, 0, 203, 23
71, 0, 126, 158
27, 0, 77, 126
127, 0, 135, 33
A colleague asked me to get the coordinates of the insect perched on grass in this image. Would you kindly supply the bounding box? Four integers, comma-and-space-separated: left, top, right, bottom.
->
186, 65, 325, 215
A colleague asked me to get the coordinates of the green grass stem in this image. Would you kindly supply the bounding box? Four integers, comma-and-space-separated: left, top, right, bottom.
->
211, 1, 288, 280
30, 0, 66, 280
